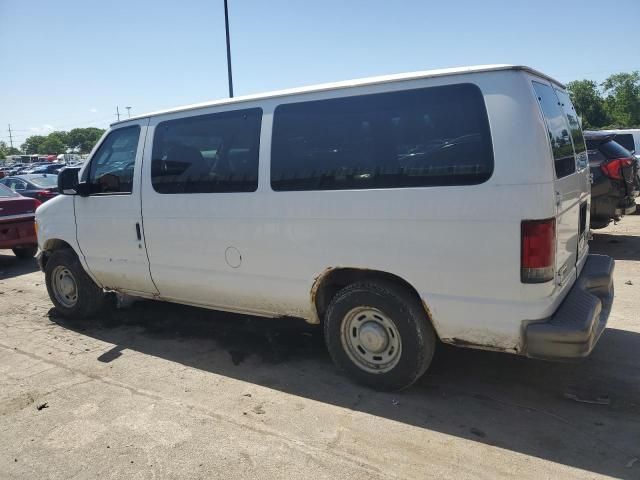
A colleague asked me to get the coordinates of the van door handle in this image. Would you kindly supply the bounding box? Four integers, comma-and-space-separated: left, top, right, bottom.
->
555, 191, 562, 207
135, 222, 142, 241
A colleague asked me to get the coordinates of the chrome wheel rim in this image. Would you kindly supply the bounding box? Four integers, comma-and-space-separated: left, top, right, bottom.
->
51, 265, 78, 308
340, 307, 402, 374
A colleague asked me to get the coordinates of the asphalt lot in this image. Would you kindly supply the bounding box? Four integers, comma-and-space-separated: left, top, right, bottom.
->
1, 217, 639, 479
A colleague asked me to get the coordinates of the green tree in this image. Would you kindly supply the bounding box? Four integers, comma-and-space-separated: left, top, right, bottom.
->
67, 127, 105, 153
566, 79, 609, 128
21, 135, 47, 154
47, 131, 69, 149
601, 72, 640, 127
39, 136, 66, 155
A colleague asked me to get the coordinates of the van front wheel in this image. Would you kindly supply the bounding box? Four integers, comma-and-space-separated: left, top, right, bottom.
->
45, 249, 107, 320
324, 282, 436, 391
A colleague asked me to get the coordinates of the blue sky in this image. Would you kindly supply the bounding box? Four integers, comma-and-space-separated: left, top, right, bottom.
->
1, 0, 639, 148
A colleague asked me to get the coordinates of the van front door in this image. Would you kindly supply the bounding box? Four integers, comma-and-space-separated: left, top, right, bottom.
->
74, 122, 158, 295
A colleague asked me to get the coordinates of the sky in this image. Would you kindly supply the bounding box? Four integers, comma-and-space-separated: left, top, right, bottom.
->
1, 0, 639, 149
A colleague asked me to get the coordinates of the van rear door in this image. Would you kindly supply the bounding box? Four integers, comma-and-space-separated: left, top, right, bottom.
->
532, 81, 590, 286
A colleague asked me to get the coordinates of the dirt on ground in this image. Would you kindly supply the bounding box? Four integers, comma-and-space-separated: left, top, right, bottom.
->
0, 216, 639, 479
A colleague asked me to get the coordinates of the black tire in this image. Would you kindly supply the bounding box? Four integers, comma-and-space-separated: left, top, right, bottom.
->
12, 246, 37, 259
324, 281, 436, 391
45, 249, 107, 320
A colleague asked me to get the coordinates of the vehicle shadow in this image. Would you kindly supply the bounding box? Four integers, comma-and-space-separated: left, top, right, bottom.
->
49, 299, 640, 479
590, 232, 640, 261
0, 251, 39, 280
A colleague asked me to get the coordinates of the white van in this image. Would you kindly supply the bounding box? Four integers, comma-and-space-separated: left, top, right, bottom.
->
36, 65, 614, 390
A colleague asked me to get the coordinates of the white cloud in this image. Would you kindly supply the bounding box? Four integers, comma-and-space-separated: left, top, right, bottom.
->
29, 124, 56, 133
89, 108, 98, 113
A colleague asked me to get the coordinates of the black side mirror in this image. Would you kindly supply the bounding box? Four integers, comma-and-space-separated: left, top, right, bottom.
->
75, 181, 91, 197
58, 167, 81, 195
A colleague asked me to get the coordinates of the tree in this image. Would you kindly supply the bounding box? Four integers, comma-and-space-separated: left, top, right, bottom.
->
21, 135, 47, 154
39, 136, 66, 155
66, 127, 105, 153
47, 131, 69, 149
566, 80, 609, 128
601, 71, 640, 127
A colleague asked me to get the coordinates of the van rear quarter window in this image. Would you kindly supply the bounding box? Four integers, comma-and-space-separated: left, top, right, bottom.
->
532, 82, 576, 178
151, 108, 262, 194
554, 89, 588, 169
270, 83, 494, 191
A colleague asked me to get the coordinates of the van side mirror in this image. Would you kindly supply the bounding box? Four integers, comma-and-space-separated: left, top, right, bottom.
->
58, 167, 81, 195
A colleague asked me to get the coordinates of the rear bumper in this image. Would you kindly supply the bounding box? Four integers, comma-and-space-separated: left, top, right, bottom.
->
524, 254, 614, 360
0, 219, 37, 249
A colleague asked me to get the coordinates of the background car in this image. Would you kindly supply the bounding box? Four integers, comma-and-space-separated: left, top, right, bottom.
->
585, 131, 639, 229
0, 183, 39, 258
28, 163, 65, 175
19, 162, 52, 174
0, 174, 59, 203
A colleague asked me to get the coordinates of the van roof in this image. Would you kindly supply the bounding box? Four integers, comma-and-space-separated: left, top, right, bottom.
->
114, 64, 564, 126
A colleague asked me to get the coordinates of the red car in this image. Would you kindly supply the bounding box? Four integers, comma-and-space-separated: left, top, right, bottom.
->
0, 183, 40, 258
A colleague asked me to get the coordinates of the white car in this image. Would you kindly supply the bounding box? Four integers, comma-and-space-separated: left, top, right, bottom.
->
36, 64, 614, 390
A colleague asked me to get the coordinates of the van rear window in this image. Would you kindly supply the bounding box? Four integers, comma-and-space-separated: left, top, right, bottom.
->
270, 83, 494, 191
532, 82, 576, 178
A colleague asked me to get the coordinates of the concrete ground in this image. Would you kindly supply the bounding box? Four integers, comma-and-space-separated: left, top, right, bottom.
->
0, 218, 639, 479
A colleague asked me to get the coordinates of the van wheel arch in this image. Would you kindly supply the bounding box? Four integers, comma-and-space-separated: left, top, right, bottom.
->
312, 267, 437, 334
40, 239, 76, 269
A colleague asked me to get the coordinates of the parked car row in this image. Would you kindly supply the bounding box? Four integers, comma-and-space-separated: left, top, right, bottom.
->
1, 160, 83, 178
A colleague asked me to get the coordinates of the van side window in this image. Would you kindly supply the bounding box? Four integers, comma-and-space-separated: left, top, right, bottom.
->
270, 84, 494, 191
151, 108, 262, 194
88, 126, 140, 194
554, 89, 588, 170
532, 82, 576, 178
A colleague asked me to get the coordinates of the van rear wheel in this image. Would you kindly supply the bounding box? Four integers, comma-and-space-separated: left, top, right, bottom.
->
324, 281, 436, 391
45, 249, 107, 320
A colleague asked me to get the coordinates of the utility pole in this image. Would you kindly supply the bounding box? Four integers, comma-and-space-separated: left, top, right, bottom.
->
126, 106, 132, 118
224, 0, 234, 98
7, 124, 13, 148
115, 106, 121, 122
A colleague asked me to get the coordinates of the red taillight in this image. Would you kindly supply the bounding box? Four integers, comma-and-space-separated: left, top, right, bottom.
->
600, 157, 633, 180
36, 190, 56, 202
521, 218, 555, 283
33, 199, 42, 208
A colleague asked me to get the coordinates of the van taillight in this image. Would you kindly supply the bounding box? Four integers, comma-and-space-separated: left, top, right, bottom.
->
601, 158, 633, 180
521, 219, 555, 283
